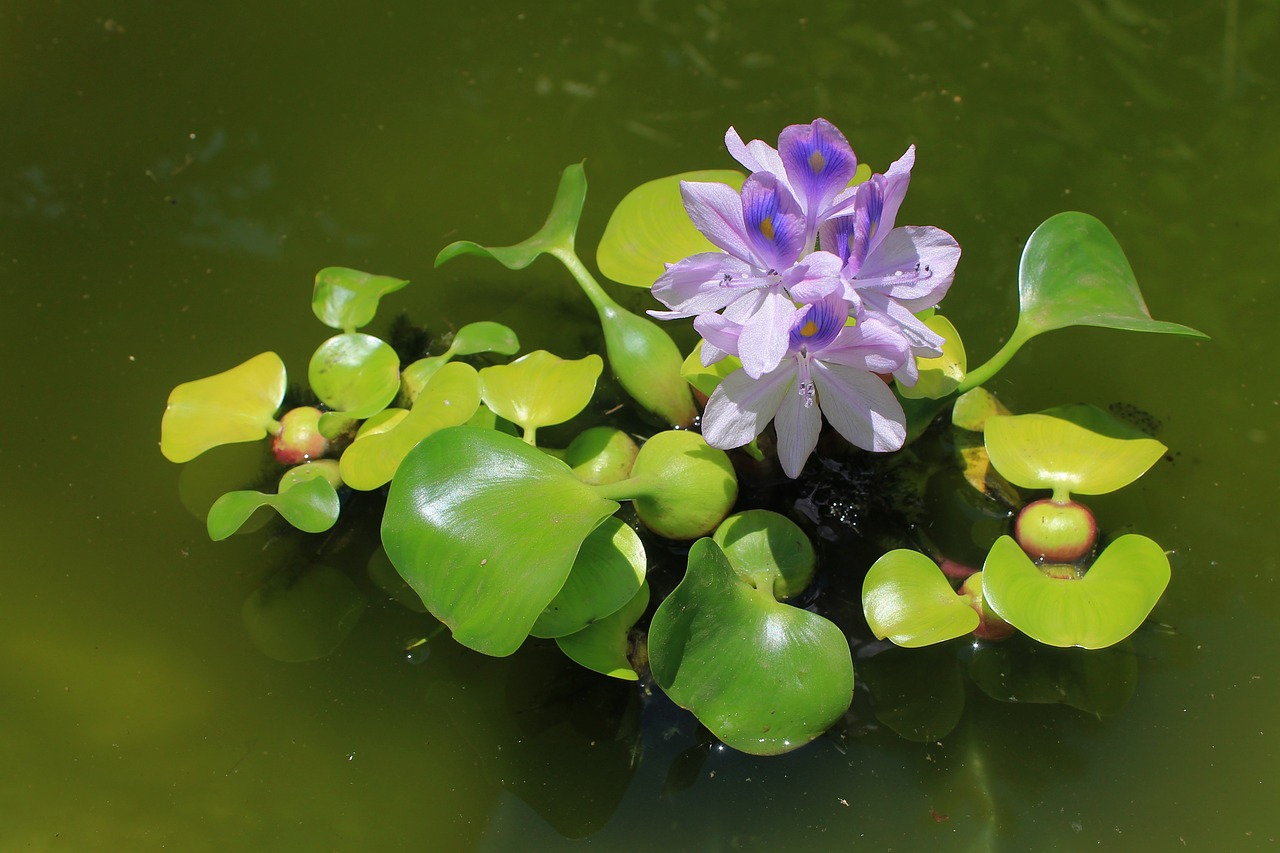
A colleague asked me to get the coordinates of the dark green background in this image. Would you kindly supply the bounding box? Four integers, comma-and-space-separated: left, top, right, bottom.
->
2, 1, 1277, 849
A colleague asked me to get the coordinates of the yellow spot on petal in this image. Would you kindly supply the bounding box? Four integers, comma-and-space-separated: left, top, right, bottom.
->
800, 320, 819, 337
809, 149, 826, 173
759, 216, 775, 241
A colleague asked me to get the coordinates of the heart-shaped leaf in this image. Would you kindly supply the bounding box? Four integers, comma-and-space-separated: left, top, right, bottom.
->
1015, 212, 1209, 342
531, 517, 647, 639
308, 333, 401, 419
160, 351, 286, 463
436, 162, 586, 271
596, 170, 746, 288
556, 581, 650, 681
981, 534, 1171, 649
479, 351, 603, 443
451, 321, 521, 356
984, 405, 1167, 497
712, 510, 815, 600
648, 539, 854, 755
862, 549, 979, 647
311, 267, 409, 333
338, 362, 480, 491
381, 426, 620, 657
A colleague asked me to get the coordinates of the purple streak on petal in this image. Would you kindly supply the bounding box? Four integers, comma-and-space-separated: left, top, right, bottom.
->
701, 365, 795, 450
737, 289, 797, 379
778, 119, 858, 240
680, 181, 756, 262
811, 360, 907, 452
773, 372, 823, 478
725, 127, 786, 182
739, 173, 806, 271
788, 292, 848, 353
651, 252, 752, 316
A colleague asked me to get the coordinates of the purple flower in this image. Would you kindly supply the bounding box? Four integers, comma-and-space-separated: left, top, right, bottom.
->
651, 171, 843, 378
818, 146, 962, 380
698, 293, 912, 478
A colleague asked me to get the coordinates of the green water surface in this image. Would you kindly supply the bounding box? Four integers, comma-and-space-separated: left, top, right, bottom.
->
2, 1, 1278, 850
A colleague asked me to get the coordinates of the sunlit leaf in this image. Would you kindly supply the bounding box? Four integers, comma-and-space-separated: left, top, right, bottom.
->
981, 534, 1171, 649
897, 313, 966, 400
621, 430, 737, 541
648, 539, 854, 755
242, 565, 367, 663
951, 386, 1012, 432
339, 362, 481, 490
1014, 212, 1208, 344
596, 170, 746, 288
311, 267, 409, 333
712, 510, 815, 600
681, 340, 741, 400
984, 405, 1167, 497
308, 333, 401, 419
563, 426, 639, 485
436, 162, 586, 271
862, 549, 979, 647
206, 475, 340, 541
556, 582, 649, 680
160, 351, 286, 463
381, 426, 620, 657
451, 321, 521, 356
479, 351, 603, 442
531, 517, 647, 639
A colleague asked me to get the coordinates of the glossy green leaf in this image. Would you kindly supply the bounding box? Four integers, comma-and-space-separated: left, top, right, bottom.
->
981, 534, 1171, 649
339, 362, 481, 491
531, 517, 647, 639
1015, 212, 1208, 342
649, 539, 854, 755
436, 162, 586, 271
160, 351, 286, 463
556, 581, 649, 681
596, 170, 746, 288
311, 267, 409, 333
242, 565, 367, 662
897, 313, 966, 400
984, 405, 1167, 497
451, 321, 520, 356
479, 350, 603, 442
308, 333, 401, 419
862, 549, 979, 647
951, 386, 1012, 432
712, 510, 815, 600
381, 426, 620, 657
206, 475, 340, 541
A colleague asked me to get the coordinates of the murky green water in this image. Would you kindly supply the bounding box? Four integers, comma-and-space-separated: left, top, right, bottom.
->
3, 1, 1278, 850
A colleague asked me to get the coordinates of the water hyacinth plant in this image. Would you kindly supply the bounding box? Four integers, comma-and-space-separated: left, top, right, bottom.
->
159, 117, 1207, 756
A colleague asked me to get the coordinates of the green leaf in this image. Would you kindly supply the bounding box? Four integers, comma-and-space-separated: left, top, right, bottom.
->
712, 510, 815, 600
621, 430, 738, 541
436, 162, 587, 271
984, 404, 1167, 497
479, 350, 603, 442
862, 549, 979, 647
596, 170, 746, 288
160, 351, 286, 463
338, 362, 481, 491
311, 267, 409, 333
897, 313, 966, 400
556, 581, 649, 680
381, 426, 620, 657
649, 539, 853, 755
206, 475, 340, 541
1015, 212, 1209, 343
981, 534, 1171, 649
563, 426, 639, 486
308, 333, 401, 419
531, 517, 647, 639
681, 340, 740, 400
451, 321, 521, 356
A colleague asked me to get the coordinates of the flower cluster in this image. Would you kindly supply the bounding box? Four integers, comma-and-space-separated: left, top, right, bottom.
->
650, 119, 961, 477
